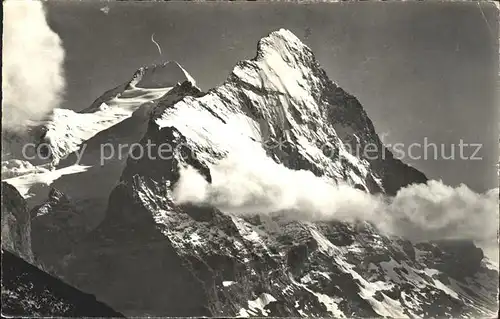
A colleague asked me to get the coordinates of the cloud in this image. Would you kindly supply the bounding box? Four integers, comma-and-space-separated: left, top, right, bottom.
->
386, 181, 498, 243
174, 149, 383, 221
173, 148, 499, 261
2, 1, 65, 132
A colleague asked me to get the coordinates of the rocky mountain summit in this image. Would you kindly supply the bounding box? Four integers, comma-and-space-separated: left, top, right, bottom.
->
1, 29, 498, 317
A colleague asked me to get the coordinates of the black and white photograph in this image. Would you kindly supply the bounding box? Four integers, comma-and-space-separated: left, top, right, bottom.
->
1, 0, 499, 317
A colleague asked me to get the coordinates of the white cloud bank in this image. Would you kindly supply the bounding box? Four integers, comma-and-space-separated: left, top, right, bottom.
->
2, 0, 65, 132
173, 148, 499, 261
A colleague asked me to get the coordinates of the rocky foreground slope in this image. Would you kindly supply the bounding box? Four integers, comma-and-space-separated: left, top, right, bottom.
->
1, 250, 124, 317
2, 29, 498, 317
1, 182, 123, 317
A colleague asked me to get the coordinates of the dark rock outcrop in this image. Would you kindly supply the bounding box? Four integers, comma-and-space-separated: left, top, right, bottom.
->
1, 182, 123, 317
1, 249, 124, 317
1, 182, 33, 262
415, 240, 485, 280
30, 188, 87, 267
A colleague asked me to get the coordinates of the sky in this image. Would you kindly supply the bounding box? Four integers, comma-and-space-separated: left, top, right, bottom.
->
44, 1, 498, 192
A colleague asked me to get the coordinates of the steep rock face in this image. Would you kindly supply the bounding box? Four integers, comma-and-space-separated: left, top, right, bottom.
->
30, 188, 88, 268
225, 29, 426, 194
414, 241, 485, 280
1, 181, 34, 262
0, 183, 123, 317
323, 86, 428, 195
59, 30, 497, 318
60, 183, 213, 317
60, 83, 214, 317
1, 250, 124, 317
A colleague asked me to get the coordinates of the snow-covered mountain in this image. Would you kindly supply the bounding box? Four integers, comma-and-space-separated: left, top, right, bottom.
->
38, 61, 196, 163
2, 61, 199, 289
2, 61, 193, 167
3, 61, 195, 227
2, 29, 498, 317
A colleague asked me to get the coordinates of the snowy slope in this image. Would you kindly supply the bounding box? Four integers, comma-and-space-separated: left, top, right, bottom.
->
1, 61, 195, 197
3, 61, 195, 206
41, 29, 497, 317
2, 62, 199, 266
38, 61, 195, 163
1, 159, 50, 179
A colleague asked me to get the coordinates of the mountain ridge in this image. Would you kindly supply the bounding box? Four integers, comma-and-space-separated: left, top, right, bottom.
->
43, 29, 496, 317
1, 29, 497, 317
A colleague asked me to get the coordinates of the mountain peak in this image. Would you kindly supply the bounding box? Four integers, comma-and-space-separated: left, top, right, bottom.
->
258, 29, 308, 54
255, 29, 315, 67
129, 61, 196, 89
6, 27, 497, 318
229, 29, 325, 109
